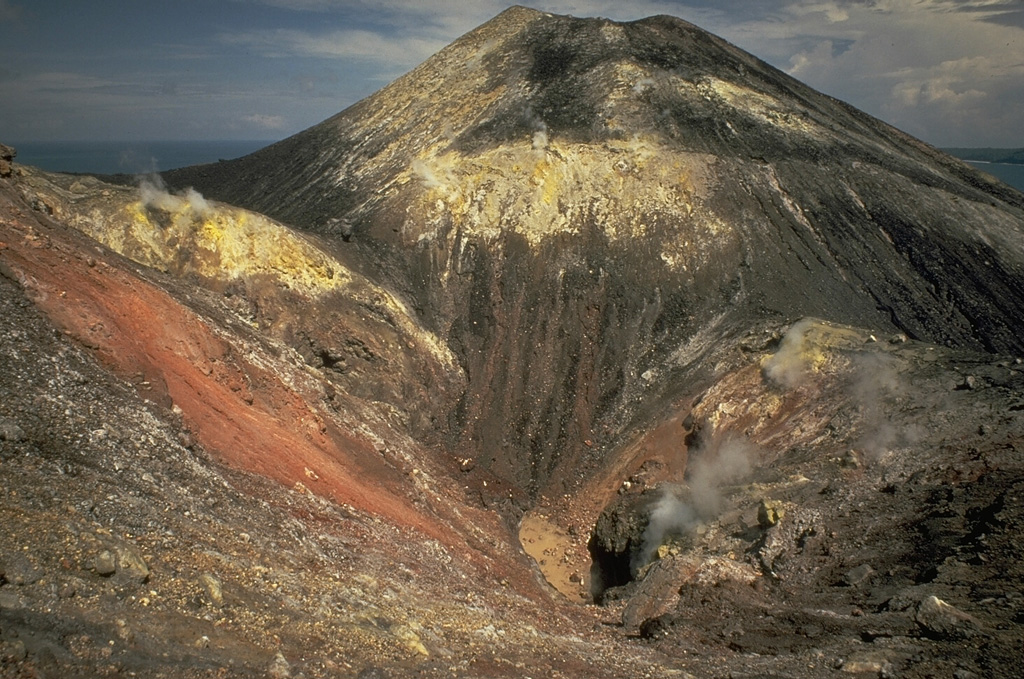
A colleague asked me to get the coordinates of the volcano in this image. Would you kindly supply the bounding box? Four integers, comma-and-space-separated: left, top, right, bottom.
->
3, 6, 1024, 678
166, 3, 1024, 539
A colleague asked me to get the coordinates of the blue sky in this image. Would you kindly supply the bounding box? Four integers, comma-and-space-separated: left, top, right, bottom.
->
1, 0, 1022, 146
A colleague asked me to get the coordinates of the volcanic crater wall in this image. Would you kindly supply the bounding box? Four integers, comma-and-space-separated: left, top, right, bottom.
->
165, 6, 1024, 509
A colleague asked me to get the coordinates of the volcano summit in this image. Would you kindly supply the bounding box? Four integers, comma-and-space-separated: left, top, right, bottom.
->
2, 6, 1024, 678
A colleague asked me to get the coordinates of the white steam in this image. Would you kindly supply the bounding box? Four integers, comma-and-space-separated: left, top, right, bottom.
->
687, 436, 754, 516
139, 174, 177, 211
524, 106, 549, 150
763, 318, 816, 388
849, 351, 911, 460
183, 187, 209, 214
139, 174, 210, 217
632, 77, 656, 94
532, 127, 549, 150
631, 492, 696, 575
631, 437, 755, 575
411, 159, 439, 189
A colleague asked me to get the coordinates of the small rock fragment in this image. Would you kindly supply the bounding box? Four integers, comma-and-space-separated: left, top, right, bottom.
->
115, 545, 150, 583
0, 639, 27, 662
0, 417, 26, 442
840, 654, 892, 676
268, 651, 292, 678
93, 550, 117, 576
954, 375, 979, 390
115, 618, 134, 643
3, 554, 42, 586
199, 572, 224, 607
843, 563, 875, 587
639, 615, 671, 639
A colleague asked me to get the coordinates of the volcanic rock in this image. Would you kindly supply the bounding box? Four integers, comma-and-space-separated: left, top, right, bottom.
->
198, 572, 225, 608
915, 595, 983, 640
2, 6, 1024, 679
0, 416, 25, 442
92, 550, 116, 577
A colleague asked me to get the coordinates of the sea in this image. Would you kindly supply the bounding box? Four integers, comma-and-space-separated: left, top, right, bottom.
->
8, 140, 1024, 194
9, 140, 274, 175
963, 161, 1024, 194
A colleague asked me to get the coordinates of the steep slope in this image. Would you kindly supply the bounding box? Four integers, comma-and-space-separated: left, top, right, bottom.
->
0, 175, 652, 677
5, 162, 1024, 679
168, 6, 1024, 509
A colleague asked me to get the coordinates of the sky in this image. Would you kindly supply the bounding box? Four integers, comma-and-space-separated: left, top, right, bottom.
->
0, 0, 1022, 147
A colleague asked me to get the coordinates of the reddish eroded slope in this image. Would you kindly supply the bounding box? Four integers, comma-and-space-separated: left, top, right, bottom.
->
0, 179, 461, 548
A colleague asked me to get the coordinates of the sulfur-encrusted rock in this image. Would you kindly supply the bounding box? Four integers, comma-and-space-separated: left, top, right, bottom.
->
757, 499, 785, 528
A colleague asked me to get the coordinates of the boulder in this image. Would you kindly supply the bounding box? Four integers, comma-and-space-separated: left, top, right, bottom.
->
915, 595, 982, 640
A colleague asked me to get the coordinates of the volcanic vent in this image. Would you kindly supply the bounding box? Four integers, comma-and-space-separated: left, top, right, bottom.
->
3, 6, 1024, 678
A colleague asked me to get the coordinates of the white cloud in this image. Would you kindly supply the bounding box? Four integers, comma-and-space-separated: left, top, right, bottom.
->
784, 1, 850, 23
707, 0, 1024, 145
242, 113, 287, 129
220, 27, 446, 70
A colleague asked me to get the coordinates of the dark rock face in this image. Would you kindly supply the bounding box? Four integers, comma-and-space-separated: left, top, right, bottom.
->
167, 6, 1024, 506
588, 491, 657, 596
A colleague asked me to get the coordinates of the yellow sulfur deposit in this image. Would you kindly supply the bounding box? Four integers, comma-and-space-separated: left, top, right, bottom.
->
405, 136, 726, 272
111, 193, 348, 295
762, 319, 864, 388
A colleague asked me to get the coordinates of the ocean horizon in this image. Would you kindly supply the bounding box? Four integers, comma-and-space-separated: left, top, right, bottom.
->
7, 140, 1024, 194
9, 140, 275, 176
963, 160, 1024, 193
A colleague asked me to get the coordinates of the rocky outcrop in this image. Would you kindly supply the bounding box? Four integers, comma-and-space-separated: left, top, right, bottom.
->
0, 143, 14, 177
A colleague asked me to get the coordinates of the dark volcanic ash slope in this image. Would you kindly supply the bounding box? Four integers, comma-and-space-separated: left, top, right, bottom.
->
168, 6, 1024, 504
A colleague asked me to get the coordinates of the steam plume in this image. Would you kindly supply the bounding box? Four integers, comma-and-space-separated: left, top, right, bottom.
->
524, 106, 549, 150
849, 351, 909, 460
411, 159, 442, 189
763, 318, 816, 387
631, 436, 755, 575
138, 174, 210, 217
